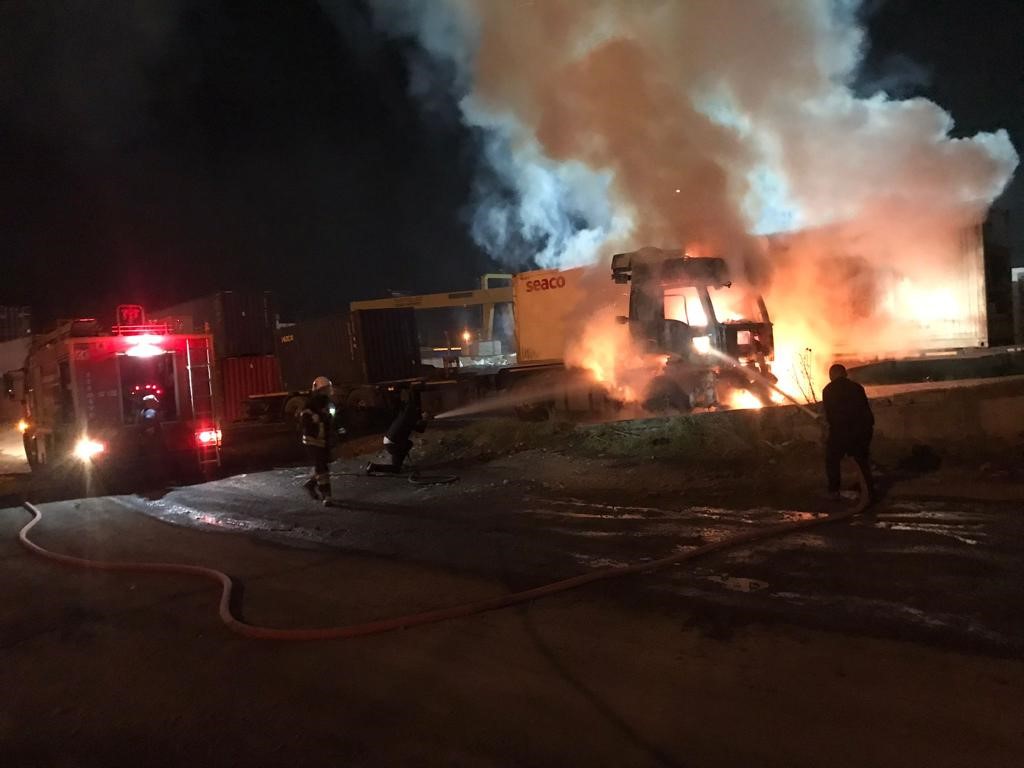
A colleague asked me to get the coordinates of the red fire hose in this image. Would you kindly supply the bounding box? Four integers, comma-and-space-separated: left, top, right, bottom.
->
18, 470, 868, 642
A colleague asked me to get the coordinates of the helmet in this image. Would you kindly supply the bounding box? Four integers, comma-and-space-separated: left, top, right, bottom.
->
312, 376, 332, 392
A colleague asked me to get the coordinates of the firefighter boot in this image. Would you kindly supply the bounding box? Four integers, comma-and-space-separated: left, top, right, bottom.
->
317, 476, 334, 506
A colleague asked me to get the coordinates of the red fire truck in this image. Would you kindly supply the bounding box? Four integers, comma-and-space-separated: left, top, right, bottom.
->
20, 306, 222, 474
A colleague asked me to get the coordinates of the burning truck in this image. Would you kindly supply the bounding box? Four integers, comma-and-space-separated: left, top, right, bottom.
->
609, 247, 777, 411
330, 246, 780, 422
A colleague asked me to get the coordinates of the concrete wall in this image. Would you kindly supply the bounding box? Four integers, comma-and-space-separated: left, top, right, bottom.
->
760, 376, 1024, 457
586, 376, 1024, 463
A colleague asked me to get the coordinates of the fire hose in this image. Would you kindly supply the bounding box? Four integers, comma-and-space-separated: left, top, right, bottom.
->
16, 462, 869, 642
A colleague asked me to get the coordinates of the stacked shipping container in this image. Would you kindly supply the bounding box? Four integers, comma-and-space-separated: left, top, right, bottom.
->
276, 314, 356, 391
220, 355, 282, 422
0, 305, 32, 342
275, 309, 421, 393
152, 291, 281, 422
152, 291, 276, 357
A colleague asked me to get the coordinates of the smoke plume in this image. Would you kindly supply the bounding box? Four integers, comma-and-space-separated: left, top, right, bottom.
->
371, 0, 1018, 380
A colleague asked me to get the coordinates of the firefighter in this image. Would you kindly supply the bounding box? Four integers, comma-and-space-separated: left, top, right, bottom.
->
301, 376, 337, 504
822, 363, 876, 502
366, 383, 427, 474
137, 393, 165, 485
137, 393, 161, 428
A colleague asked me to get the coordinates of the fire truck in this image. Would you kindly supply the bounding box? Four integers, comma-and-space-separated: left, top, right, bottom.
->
20, 306, 222, 474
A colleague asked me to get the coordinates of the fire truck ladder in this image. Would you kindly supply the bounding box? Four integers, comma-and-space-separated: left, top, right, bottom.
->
185, 336, 221, 470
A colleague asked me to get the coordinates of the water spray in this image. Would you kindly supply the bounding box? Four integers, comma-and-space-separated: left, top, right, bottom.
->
434, 374, 592, 420
704, 348, 821, 423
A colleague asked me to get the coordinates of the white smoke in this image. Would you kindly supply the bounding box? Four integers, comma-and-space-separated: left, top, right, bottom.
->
366, 0, 1018, 366
368, 0, 1015, 273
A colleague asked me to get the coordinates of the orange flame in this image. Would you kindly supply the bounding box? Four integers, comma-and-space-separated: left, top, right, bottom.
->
725, 389, 764, 410
566, 305, 665, 402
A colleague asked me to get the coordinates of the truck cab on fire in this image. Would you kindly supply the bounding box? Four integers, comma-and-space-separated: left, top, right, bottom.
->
611, 247, 776, 409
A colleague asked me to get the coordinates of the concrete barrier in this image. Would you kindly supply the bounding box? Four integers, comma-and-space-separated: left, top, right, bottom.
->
578, 376, 1024, 460
868, 377, 1024, 448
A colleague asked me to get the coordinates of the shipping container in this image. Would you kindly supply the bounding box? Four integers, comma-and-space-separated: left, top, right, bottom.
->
151, 291, 276, 358
350, 308, 421, 382
0, 305, 32, 342
512, 267, 589, 364
220, 355, 282, 422
768, 224, 989, 355
276, 313, 358, 391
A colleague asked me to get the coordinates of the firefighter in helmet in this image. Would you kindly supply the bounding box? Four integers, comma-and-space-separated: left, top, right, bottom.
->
366, 382, 427, 475
301, 376, 338, 504
138, 393, 161, 432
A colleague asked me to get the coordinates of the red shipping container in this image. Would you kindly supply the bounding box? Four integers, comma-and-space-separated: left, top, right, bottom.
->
220, 355, 282, 422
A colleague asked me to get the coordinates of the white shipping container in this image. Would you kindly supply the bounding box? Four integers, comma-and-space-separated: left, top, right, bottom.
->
512, 267, 588, 364
773, 223, 988, 357
917, 224, 987, 350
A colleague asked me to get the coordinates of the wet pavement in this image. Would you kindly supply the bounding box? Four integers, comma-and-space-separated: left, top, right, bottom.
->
0, 427, 28, 476
5, 444, 1024, 768
19, 451, 1023, 657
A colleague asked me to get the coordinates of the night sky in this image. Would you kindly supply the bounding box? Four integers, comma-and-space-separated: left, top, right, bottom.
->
1, 0, 1021, 327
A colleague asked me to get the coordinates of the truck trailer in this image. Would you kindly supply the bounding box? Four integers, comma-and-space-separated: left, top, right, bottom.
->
338, 249, 776, 420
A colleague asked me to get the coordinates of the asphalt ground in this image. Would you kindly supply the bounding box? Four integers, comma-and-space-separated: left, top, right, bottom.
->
2, 440, 1023, 766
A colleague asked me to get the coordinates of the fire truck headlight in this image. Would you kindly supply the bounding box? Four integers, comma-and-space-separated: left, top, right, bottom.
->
692, 335, 712, 354
17, 419, 29, 434
74, 437, 106, 461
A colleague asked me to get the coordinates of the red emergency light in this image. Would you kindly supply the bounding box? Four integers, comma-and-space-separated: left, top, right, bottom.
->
195, 428, 222, 447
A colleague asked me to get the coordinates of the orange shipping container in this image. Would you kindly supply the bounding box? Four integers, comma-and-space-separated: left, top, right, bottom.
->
220, 355, 282, 422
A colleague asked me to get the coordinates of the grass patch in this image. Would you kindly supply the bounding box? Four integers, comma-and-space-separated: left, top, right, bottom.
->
416, 417, 575, 463
572, 411, 764, 461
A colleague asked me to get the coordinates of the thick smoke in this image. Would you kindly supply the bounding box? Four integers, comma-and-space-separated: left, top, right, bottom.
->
372, 0, 1018, 375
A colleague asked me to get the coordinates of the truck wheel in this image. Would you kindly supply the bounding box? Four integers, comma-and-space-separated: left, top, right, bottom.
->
643, 376, 691, 412
23, 433, 48, 471
284, 395, 306, 434
345, 392, 374, 433
23, 433, 39, 469
283, 395, 305, 421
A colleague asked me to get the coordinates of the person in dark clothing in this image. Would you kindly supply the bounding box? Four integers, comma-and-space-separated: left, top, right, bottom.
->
301, 376, 337, 504
821, 363, 875, 501
366, 384, 427, 474
137, 394, 166, 486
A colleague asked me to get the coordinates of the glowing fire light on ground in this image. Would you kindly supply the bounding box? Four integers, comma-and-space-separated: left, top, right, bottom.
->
726, 389, 764, 410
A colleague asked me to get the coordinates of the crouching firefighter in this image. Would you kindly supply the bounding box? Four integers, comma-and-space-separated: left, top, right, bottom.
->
302, 376, 338, 504
366, 383, 427, 475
